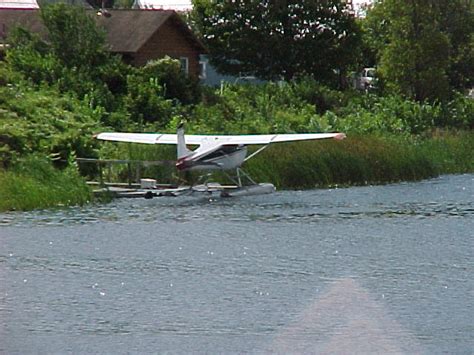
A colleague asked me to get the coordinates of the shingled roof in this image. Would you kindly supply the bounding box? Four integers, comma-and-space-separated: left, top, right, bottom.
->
0, 9, 44, 40
97, 9, 205, 53
0, 8, 205, 53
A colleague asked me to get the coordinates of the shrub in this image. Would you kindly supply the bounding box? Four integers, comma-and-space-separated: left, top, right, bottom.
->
437, 93, 474, 129
189, 81, 336, 134
0, 84, 101, 167
331, 94, 444, 135
142, 57, 201, 105
124, 74, 174, 126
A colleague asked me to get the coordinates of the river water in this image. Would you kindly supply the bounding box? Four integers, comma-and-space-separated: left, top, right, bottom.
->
0, 174, 473, 354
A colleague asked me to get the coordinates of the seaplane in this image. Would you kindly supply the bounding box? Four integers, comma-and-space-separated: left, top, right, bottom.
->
95, 123, 346, 198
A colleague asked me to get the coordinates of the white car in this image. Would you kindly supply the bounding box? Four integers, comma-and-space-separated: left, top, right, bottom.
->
359, 67, 376, 90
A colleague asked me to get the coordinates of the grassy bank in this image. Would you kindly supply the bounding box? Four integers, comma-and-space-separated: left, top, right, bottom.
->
0, 157, 92, 212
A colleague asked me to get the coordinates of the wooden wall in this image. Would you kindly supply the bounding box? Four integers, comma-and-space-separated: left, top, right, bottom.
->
133, 19, 201, 78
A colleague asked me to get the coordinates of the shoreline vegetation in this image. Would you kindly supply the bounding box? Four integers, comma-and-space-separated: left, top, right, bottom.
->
247, 131, 474, 190
0, 4, 472, 212
0, 131, 472, 212
0, 156, 92, 212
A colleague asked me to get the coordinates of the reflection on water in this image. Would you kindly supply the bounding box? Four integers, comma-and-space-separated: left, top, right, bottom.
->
0, 174, 473, 354
268, 278, 422, 354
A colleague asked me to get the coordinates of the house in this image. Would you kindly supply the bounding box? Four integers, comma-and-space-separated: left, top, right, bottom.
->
0, 8, 206, 78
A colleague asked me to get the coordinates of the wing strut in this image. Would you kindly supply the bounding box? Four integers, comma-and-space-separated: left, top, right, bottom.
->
244, 144, 270, 162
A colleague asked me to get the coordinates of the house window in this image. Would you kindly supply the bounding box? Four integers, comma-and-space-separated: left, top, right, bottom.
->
199, 60, 207, 80
180, 57, 189, 75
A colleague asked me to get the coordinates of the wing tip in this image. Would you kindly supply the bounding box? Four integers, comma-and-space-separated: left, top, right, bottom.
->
334, 133, 346, 141
94, 132, 111, 141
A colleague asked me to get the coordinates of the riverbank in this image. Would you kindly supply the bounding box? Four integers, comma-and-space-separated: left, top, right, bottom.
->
0, 157, 91, 212
0, 131, 472, 212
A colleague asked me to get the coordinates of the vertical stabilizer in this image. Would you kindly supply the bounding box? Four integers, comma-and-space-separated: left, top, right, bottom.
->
177, 122, 192, 159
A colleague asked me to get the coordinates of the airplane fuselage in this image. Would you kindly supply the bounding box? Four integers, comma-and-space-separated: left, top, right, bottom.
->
176, 145, 248, 171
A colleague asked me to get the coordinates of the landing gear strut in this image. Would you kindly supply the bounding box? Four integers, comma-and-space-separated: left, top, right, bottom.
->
225, 167, 257, 187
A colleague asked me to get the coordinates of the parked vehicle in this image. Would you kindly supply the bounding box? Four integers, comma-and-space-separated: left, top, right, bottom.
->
354, 67, 376, 91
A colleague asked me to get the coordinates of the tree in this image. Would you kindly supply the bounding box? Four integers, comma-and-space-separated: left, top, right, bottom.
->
6, 4, 129, 109
381, 0, 450, 101
6, 27, 60, 85
436, 0, 474, 91
359, 1, 390, 68
191, 0, 361, 85
40, 4, 108, 72
362, 0, 473, 101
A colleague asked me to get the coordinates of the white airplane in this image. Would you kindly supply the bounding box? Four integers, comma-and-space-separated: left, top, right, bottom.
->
95, 124, 346, 197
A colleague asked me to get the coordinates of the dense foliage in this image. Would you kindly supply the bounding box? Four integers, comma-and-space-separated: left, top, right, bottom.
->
363, 0, 474, 101
244, 132, 474, 189
191, 0, 361, 84
6, 4, 128, 109
185, 81, 473, 135
0, 70, 101, 168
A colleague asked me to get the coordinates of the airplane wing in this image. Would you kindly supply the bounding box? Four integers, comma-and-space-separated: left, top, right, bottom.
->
95, 133, 177, 144
95, 132, 345, 145
213, 133, 346, 145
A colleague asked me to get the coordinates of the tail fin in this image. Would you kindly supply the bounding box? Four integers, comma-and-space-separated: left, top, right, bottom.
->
177, 121, 192, 159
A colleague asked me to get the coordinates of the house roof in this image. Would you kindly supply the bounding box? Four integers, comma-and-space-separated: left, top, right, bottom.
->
0, 8, 206, 53
0, 9, 44, 40
96, 9, 205, 53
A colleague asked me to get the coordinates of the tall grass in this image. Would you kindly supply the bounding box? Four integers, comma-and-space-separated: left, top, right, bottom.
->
0, 156, 92, 211
417, 130, 474, 174
244, 132, 474, 189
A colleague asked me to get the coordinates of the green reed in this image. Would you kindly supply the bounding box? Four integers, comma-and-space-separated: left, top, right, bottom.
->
244, 131, 473, 189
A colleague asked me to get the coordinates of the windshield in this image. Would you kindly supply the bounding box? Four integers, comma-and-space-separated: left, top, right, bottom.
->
365, 69, 376, 77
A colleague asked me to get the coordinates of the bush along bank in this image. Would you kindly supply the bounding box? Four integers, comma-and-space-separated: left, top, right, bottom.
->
0, 156, 92, 212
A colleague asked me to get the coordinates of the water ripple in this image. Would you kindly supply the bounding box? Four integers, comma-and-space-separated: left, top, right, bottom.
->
0, 174, 472, 227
